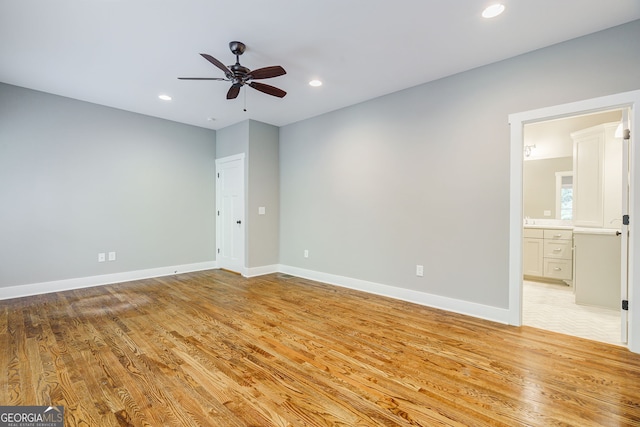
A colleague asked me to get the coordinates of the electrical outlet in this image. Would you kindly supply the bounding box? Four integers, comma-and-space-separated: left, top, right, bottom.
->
304, 250, 309, 258
416, 265, 424, 277
108, 251, 116, 261
98, 253, 106, 263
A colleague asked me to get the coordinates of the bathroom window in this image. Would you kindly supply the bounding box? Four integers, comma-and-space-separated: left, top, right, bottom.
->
556, 172, 573, 220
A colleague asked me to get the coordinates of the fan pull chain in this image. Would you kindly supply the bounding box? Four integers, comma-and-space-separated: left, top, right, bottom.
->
243, 87, 247, 112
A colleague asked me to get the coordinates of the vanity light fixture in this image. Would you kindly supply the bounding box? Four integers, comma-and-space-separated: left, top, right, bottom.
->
309, 79, 323, 87
524, 144, 536, 158
158, 94, 172, 101
482, 3, 505, 18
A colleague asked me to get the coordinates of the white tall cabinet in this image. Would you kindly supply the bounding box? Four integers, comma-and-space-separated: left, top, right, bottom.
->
570, 122, 623, 310
571, 122, 622, 228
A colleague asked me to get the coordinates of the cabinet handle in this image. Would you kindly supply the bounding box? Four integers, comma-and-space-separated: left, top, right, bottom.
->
554, 267, 562, 271
553, 248, 562, 252
554, 234, 563, 238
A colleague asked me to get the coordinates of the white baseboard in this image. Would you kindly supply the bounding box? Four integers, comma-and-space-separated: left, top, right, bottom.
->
278, 265, 511, 325
0, 261, 218, 300
244, 264, 279, 278
1, 261, 510, 326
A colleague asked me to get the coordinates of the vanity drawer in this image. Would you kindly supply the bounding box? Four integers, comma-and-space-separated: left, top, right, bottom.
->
544, 240, 572, 259
544, 229, 573, 240
544, 259, 572, 280
524, 228, 544, 238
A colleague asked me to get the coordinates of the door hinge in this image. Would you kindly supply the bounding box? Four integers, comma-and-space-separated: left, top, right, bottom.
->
623, 128, 631, 140
622, 300, 629, 311
217, 210, 220, 216
217, 248, 220, 254
623, 214, 630, 226
217, 172, 220, 178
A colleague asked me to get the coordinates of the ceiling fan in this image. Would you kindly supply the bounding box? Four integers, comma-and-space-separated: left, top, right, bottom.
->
178, 41, 287, 100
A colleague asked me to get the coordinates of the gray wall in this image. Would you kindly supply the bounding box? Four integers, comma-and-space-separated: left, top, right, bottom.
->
0, 83, 217, 287
216, 121, 248, 159
279, 20, 640, 309
523, 157, 573, 219
247, 120, 279, 268
2, 20, 639, 308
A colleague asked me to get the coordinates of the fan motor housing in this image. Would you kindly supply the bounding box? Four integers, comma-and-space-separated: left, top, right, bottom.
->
230, 63, 250, 75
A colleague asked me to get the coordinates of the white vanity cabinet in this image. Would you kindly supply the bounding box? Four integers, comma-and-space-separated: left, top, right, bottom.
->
571, 122, 622, 228
523, 227, 573, 282
523, 228, 544, 276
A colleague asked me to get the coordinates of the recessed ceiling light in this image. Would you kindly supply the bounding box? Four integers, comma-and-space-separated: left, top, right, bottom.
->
158, 94, 172, 101
309, 80, 323, 87
482, 4, 505, 18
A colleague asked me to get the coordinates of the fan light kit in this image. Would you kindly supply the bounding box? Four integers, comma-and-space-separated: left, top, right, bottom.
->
309, 80, 322, 87
158, 94, 172, 101
179, 41, 287, 100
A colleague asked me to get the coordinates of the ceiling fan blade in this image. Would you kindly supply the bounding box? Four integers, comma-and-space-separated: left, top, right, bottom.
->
249, 81, 287, 98
249, 66, 286, 80
227, 84, 241, 100
200, 53, 232, 76
178, 77, 227, 80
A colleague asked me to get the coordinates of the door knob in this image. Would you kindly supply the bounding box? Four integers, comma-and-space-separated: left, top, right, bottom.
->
236, 220, 242, 225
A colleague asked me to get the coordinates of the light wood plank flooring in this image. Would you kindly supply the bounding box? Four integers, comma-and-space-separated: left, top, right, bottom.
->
2, 269, 640, 426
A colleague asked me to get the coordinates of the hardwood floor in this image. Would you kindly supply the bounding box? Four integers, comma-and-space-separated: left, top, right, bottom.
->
2, 270, 640, 426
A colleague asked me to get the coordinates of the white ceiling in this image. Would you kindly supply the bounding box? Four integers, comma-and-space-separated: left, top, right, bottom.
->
1, 1, 639, 130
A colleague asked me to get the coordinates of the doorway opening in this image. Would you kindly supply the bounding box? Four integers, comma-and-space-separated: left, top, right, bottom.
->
508, 89, 640, 353
522, 109, 624, 345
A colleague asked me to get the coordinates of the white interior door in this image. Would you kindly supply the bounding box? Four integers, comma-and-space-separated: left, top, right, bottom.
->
216, 154, 245, 274
621, 108, 631, 343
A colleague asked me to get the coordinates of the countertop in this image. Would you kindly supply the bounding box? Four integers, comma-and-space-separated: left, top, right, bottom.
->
523, 224, 573, 230
573, 227, 621, 236
524, 224, 620, 235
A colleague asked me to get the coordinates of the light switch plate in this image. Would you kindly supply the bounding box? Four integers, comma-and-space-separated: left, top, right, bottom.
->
258, 206, 266, 215
108, 251, 116, 261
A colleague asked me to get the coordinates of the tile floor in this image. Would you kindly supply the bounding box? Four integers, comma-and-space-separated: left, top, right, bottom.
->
523, 280, 623, 346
